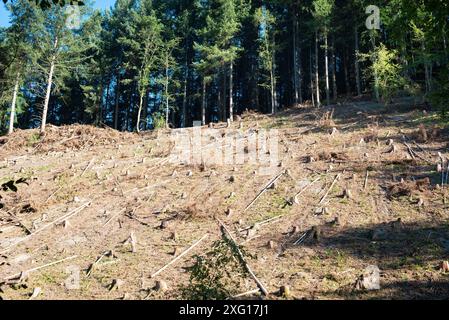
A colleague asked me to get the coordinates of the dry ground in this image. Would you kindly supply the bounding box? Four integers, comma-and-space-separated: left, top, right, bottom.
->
0, 97, 448, 300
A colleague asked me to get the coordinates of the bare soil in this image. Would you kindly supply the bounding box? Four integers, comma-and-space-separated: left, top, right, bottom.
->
1, 98, 448, 300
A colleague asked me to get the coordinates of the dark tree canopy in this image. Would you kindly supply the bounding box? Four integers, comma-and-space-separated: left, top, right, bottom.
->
0, 0, 448, 133
2, 0, 84, 9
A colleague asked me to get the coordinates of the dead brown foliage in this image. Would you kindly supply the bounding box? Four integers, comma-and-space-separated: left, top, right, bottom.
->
1, 125, 136, 154
386, 177, 431, 199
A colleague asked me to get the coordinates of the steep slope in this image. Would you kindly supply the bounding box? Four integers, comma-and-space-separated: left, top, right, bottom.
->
0, 99, 448, 300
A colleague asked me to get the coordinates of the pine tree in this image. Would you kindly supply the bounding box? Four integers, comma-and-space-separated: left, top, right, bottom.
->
1, 0, 41, 134
32, 3, 93, 132
119, 0, 163, 132
312, 0, 334, 106
255, 6, 278, 114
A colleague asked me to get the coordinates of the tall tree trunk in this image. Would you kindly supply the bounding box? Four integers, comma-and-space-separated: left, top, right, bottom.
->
344, 49, 351, 97
8, 72, 20, 135
270, 56, 276, 114
182, 62, 188, 128
222, 64, 227, 122
202, 78, 206, 125
421, 40, 431, 94
270, 67, 275, 114
229, 60, 234, 122
41, 37, 58, 133
331, 35, 337, 101
293, 17, 299, 105
324, 31, 330, 105
309, 46, 315, 107
165, 57, 170, 129
114, 72, 120, 130
354, 27, 362, 96
443, 28, 448, 55
314, 30, 321, 107
298, 45, 303, 104
105, 80, 110, 125
136, 93, 144, 133
371, 35, 380, 102
97, 81, 104, 125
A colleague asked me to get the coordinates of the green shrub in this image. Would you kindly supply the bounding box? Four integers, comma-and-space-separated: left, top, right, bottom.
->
180, 238, 254, 300
152, 112, 166, 130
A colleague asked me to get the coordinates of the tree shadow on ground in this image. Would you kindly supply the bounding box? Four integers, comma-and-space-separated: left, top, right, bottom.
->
282, 220, 449, 299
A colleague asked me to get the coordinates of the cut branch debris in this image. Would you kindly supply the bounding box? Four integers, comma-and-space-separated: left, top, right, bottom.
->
294, 177, 320, 204
0, 202, 91, 254
150, 233, 209, 278
217, 218, 269, 296
4, 255, 78, 281
244, 170, 286, 213
319, 173, 341, 205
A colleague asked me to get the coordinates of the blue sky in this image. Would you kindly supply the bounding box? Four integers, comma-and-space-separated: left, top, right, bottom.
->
0, 0, 116, 27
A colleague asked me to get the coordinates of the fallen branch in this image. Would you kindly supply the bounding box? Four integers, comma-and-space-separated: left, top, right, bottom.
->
231, 289, 261, 299
319, 173, 341, 205
45, 186, 63, 203
86, 251, 113, 277
244, 170, 286, 213
103, 208, 127, 227
403, 142, 416, 160
294, 231, 309, 245
403, 142, 433, 165
239, 215, 283, 233
4, 255, 78, 281
0, 202, 91, 254
81, 158, 95, 177
5, 211, 31, 235
411, 140, 432, 157
294, 177, 320, 204
217, 218, 269, 296
150, 233, 209, 278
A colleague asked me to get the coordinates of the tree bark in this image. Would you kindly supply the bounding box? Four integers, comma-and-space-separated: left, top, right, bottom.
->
331, 35, 337, 101
354, 27, 362, 96
97, 81, 104, 125
202, 78, 206, 125
222, 64, 227, 122
371, 35, 380, 101
344, 49, 351, 97
182, 62, 188, 128
293, 17, 299, 105
229, 60, 234, 122
324, 31, 330, 105
270, 59, 276, 114
136, 93, 144, 133
41, 37, 58, 133
165, 57, 170, 129
8, 72, 20, 135
422, 40, 431, 94
309, 46, 315, 107
105, 80, 110, 125
298, 45, 303, 104
114, 71, 120, 130
315, 30, 321, 107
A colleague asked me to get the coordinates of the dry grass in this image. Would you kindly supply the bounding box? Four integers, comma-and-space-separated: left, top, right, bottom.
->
1, 98, 448, 300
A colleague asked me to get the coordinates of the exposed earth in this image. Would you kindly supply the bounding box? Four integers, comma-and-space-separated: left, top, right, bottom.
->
1, 97, 448, 300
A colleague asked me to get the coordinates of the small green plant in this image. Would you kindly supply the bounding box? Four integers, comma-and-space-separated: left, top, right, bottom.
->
28, 132, 41, 146
180, 237, 254, 300
360, 44, 406, 105
152, 112, 166, 130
